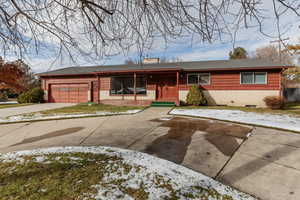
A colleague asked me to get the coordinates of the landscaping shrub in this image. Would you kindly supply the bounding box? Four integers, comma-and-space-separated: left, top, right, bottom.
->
17, 92, 29, 103
263, 96, 285, 109
0, 91, 8, 102
186, 85, 207, 106
17, 87, 44, 103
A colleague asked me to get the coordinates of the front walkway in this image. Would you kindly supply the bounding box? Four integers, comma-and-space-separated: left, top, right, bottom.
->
0, 107, 299, 200
0, 103, 76, 118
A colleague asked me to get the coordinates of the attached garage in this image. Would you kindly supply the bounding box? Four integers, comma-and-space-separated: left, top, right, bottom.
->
49, 83, 89, 103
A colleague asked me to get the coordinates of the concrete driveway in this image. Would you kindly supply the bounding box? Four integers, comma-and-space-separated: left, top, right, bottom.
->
0, 103, 76, 118
0, 107, 299, 200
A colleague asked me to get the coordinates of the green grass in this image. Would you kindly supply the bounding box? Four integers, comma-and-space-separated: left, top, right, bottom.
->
0, 103, 33, 109
0, 152, 122, 200
39, 103, 146, 115
0, 151, 235, 200
178, 103, 300, 116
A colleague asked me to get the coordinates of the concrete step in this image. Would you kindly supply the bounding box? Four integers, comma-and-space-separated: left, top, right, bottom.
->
151, 101, 176, 107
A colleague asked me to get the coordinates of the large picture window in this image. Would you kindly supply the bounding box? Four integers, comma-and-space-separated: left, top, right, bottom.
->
110, 76, 146, 95
187, 73, 210, 85
241, 72, 267, 84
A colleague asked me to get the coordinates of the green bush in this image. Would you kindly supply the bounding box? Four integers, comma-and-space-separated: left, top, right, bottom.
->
17, 92, 29, 103
0, 91, 8, 102
186, 85, 207, 106
17, 87, 44, 103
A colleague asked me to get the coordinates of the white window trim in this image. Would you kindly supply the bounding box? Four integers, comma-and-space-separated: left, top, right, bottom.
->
187, 73, 211, 85
240, 72, 267, 85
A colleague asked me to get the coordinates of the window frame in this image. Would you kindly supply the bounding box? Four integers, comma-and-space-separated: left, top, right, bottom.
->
240, 72, 267, 85
110, 75, 147, 95
187, 73, 211, 85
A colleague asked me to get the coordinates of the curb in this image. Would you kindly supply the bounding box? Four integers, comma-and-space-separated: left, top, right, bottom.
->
0, 108, 147, 125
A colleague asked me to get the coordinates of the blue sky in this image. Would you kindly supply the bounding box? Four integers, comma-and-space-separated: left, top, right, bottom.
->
1, 1, 300, 73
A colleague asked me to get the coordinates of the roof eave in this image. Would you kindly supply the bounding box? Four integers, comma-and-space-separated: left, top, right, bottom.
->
38, 65, 293, 77
38, 73, 92, 77
183, 65, 293, 72
93, 67, 182, 74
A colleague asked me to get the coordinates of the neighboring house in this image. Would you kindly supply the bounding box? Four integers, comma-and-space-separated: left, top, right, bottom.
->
38, 59, 293, 107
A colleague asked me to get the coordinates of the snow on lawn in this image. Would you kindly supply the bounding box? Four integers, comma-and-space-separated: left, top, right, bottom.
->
0, 101, 18, 105
171, 108, 300, 132
0, 109, 142, 123
0, 146, 256, 200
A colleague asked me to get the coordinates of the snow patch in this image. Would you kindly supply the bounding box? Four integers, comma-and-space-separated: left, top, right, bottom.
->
0, 146, 256, 200
0, 101, 18, 105
159, 117, 172, 121
0, 109, 142, 123
170, 109, 300, 132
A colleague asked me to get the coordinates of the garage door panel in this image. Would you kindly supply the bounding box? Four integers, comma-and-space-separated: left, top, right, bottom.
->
49, 84, 88, 103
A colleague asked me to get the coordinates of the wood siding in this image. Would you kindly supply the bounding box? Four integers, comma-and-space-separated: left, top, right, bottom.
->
179, 69, 281, 90
42, 75, 97, 91
42, 69, 281, 92
99, 76, 111, 90
41, 68, 282, 103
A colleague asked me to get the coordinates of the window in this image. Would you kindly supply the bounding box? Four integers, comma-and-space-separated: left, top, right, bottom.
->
110, 76, 146, 95
136, 77, 147, 94
187, 73, 210, 85
241, 72, 267, 84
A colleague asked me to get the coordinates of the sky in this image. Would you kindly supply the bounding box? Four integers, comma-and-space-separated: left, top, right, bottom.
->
1, 1, 300, 73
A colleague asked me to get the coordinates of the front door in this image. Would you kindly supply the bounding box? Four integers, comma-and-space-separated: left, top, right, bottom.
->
156, 75, 177, 101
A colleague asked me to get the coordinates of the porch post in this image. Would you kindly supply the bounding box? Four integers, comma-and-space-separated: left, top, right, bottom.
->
134, 72, 137, 101
176, 71, 180, 106
88, 82, 92, 102
97, 74, 101, 104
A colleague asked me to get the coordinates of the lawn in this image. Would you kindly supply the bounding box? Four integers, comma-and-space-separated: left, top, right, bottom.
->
39, 103, 146, 115
0, 147, 254, 200
0, 103, 145, 123
178, 103, 300, 116
0, 103, 32, 109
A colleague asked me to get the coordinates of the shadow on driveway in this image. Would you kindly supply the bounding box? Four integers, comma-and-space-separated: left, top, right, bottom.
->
11, 127, 84, 147
144, 117, 251, 164
217, 139, 300, 184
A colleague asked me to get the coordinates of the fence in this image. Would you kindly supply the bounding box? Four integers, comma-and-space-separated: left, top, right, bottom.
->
284, 88, 300, 102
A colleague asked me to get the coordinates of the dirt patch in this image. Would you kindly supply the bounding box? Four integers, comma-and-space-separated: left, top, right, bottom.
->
145, 117, 252, 163
11, 127, 84, 146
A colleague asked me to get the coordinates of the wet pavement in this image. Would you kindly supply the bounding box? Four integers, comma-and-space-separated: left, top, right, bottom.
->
144, 117, 251, 165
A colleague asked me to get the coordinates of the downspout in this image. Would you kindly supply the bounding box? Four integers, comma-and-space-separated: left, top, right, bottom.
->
176, 71, 180, 106
97, 74, 101, 104
280, 67, 286, 99
134, 72, 137, 101
43, 77, 49, 103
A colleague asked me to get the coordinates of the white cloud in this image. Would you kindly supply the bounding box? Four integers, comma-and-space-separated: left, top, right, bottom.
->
177, 48, 230, 61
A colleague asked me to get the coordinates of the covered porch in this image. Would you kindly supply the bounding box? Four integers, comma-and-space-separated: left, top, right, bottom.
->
93, 69, 181, 106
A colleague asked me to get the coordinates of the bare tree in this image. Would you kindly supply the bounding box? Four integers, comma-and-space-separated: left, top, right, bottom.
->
253, 45, 293, 64
0, 0, 299, 65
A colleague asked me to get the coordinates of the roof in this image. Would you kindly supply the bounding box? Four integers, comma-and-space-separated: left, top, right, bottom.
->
38, 59, 293, 76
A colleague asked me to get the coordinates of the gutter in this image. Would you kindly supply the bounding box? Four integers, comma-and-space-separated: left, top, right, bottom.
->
37, 65, 294, 77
